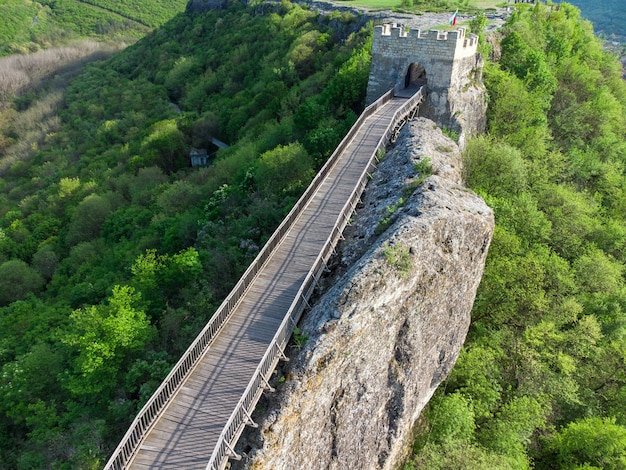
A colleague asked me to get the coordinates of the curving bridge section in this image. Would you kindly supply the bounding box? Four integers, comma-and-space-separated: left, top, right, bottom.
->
105, 86, 424, 470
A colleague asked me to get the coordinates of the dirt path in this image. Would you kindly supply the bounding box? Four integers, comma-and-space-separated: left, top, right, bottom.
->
76, 0, 151, 29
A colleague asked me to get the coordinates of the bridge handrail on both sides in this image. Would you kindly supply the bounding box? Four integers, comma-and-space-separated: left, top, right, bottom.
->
205, 86, 424, 470
103, 89, 396, 470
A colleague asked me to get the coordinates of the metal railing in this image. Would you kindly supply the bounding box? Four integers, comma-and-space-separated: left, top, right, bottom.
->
104, 87, 422, 470
205, 87, 424, 470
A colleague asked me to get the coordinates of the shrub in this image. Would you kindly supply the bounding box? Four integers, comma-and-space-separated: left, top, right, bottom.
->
0, 259, 44, 305
382, 243, 412, 277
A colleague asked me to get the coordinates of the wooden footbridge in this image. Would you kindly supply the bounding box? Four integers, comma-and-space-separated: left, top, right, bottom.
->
105, 86, 424, 470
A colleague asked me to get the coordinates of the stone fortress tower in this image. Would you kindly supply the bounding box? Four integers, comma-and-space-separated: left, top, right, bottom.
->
366, 24, 486, 145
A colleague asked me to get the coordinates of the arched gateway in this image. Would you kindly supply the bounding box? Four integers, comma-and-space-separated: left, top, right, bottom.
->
404, 62, 426, 89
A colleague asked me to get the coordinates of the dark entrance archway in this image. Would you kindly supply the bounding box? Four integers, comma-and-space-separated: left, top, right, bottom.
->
404, 62, 427, 89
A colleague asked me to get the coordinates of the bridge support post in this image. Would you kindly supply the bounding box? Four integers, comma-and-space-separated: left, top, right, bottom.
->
261, 373, 276, 393
333, 226, 345, 242
278, 348, 290, 362
225, 440, 242, 461
289, 315, 300, 328
242, 407, 258, 428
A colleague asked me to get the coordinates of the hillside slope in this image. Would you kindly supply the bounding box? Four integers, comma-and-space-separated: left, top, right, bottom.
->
0, 0, 188, 55
567, 0, 626, 38
0, 3, 373, 467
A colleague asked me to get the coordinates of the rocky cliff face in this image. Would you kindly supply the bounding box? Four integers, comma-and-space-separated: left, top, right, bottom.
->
233, 118, 494, 470
421, 53, 487, 149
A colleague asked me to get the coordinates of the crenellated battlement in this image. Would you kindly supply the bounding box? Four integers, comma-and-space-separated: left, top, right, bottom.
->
378, 23, 477, 46
373, 24, 478, 61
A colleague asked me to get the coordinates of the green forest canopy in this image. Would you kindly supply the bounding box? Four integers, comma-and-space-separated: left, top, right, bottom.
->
0, 2, 372, 467
0, 0, 624, 469
405, 3, 626, 469
567, 0, 626, 38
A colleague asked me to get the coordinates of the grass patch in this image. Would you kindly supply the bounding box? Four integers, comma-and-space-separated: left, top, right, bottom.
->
340, 0, 504, 16
415, 157, 434, 181
337, 0, 401, 9
375, 197, 406, 235
293, 327, 309, 349
403, 157, 434, 197
382, 243, 412, 277
441, 126, 459, 143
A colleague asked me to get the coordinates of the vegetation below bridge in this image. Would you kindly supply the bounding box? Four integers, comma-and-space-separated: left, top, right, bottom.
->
0, 2, 371, 467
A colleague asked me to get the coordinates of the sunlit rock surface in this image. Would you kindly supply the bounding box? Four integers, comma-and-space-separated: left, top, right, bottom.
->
235, 118, 494, 470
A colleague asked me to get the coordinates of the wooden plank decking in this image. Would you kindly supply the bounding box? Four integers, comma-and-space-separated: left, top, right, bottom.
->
126, 94, 415, 469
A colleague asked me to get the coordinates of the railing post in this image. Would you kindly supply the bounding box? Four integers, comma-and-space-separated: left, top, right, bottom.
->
260, 372, 275, 393
224, 441, 242, 461
242, 407, 258, 428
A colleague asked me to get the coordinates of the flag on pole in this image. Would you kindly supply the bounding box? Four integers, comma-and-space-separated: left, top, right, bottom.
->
449, 9, 458, 26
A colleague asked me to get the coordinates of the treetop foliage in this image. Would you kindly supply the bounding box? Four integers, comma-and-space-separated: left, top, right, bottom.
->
406, 3, 626, 469
566, 0, 626, 38
0, 2, 372, 467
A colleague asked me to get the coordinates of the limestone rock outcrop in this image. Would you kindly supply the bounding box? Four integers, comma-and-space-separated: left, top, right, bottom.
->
420, 52, 487, 148
234, 118, 494, 470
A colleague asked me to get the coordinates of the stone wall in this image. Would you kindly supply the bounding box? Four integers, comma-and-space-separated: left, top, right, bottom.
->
366, 25, 486, 144
420, 51, 487, 147
366, 25, 478, 100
